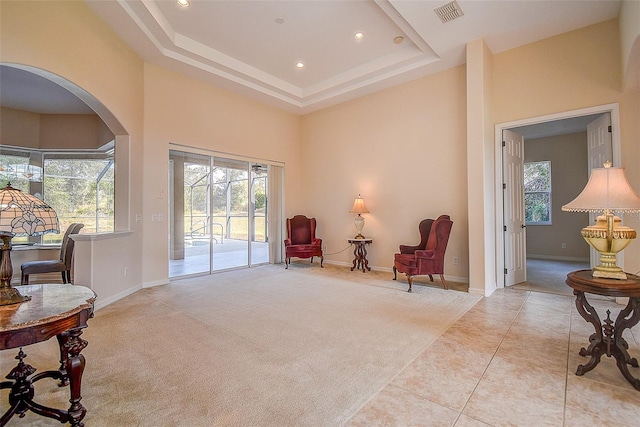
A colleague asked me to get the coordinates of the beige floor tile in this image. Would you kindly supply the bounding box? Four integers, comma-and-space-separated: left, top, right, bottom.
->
495, 333, 569, 375
565, 374, 640, 425
563, 406, 637, 427
346, 383, 460, 427
463, 383, 564, 427
453, 414, 492, 427
479, 356, 567, 403
390, 338, 493, 412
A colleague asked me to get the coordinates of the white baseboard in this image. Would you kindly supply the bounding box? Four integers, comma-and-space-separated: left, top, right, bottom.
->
323, 260, 469, 284
143, 279, 170, 288
94, 285, 142, 311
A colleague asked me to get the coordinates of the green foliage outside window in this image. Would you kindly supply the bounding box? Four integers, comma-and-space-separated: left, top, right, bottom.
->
0, 148, 115, 244
524, 161, 551, 224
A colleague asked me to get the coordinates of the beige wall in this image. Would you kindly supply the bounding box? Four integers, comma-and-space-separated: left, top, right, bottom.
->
465, 38, 495, 294
493, 20, 622, 124
1, 108, 40, 148
1, 107, 114, 149
523, 132, 590, 260
300, 66, 469, 281
141, 64, 302, 285
620, 0, 640, 90
40, 114, 113, 149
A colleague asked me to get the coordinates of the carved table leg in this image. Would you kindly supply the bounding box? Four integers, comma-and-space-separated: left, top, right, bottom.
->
574, 291, 640, 390
63, 327, 88, 427
612, 297, 640, 390
574, 290, 605, 375
361, 243, 371, 272
0, 348, 36, 424
57, 331, 70, 386
350, 244, 358, 271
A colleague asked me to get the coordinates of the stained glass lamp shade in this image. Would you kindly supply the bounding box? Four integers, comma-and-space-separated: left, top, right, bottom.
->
0, 183, 59, 305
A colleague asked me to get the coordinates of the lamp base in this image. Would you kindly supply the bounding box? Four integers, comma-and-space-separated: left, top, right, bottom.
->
592, 268, 628, 280
353, 234, 366, 239
581, 215, 635, 281
0, 287, 31, 306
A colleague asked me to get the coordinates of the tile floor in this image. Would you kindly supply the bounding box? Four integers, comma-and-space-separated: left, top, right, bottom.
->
347, 287, 640, 426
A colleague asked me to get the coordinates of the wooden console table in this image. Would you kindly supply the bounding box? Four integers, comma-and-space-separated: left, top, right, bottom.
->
566, 269, 640, 390
0, 284, 97, 426
348, 238, 372, 273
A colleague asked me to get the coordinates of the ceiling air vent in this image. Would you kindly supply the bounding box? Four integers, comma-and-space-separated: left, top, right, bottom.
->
434, 1, 464, 23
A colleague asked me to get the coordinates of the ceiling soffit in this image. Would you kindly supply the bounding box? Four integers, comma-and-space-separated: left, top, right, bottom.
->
115, 0, 440, 109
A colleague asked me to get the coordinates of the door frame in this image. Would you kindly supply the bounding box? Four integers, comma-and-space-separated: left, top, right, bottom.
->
493, 103, 621, 289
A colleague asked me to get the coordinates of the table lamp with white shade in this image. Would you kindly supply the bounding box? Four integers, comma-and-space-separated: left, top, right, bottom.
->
349, 194, 370, 239
562, 162, 640, 280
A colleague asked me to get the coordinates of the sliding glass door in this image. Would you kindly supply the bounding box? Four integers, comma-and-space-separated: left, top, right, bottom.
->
169, 149, 270, 278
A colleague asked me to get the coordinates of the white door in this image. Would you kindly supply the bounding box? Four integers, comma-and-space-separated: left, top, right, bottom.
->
586, 113, 613, 268
503, 129, 527, 286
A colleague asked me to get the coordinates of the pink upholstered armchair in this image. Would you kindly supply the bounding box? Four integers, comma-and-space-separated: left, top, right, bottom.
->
284, 215, 324, 269
393, 215, 453, 292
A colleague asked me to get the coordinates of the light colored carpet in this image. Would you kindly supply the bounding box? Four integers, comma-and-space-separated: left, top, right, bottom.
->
1, 264, 480, 426
511, 258, 590, 296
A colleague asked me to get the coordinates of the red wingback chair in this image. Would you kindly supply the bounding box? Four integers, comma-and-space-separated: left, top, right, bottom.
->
284, 215, 324, 269
393, 215, 453, 292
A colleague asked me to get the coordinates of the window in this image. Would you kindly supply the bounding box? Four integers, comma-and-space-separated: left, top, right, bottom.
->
524, 161, 551, 225
0, 146, 114, 244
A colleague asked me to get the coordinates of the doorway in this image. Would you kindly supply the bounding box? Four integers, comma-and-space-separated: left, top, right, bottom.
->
168, 149, 270, 278
495, 103, 622, 292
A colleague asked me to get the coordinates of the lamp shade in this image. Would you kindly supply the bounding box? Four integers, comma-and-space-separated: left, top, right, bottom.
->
349, 195, 369, 214
562, 166, 640, 214
0, 183, 59, 236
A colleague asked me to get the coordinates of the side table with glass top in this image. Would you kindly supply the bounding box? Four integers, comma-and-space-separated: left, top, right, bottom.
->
348, 238, 372, 273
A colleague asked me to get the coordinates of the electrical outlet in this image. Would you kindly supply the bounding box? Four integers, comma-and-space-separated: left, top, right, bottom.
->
323, 245, 327, 252
453, 257, 459, 265
561, 243, 566, 249
124, 267, 128, 277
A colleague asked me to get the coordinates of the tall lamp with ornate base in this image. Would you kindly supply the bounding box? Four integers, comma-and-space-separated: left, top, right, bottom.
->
349, 194, 370, 239
0, 183, 59, 305
562, 162, 640, 280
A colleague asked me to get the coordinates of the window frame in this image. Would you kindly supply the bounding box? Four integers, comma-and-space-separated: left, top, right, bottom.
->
0, 145, 115, 244
524, 160, 552, 226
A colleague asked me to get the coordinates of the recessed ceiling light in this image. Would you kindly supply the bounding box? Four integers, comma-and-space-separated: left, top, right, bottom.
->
354, 32, 365, 40
295, 62, 305, 69
394, 36, 404, 44
275, 17, 284, 24
177, 0, 189, 7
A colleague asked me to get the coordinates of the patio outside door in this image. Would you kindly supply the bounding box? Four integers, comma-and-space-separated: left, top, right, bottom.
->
169, 149, 269, 278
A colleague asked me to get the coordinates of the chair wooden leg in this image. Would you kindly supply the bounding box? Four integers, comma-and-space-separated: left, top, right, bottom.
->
320, 256, 324, 268
429, 274, 434, 282
285, 258, 290, 269
393, 266, 397, 280
21, 273, 29, 286
407, 275, 413, 293
440, 274, 448, 290
61, 271, 68, 284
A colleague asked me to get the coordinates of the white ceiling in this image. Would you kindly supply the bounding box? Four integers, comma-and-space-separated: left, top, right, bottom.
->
85, 0, 621, 114
0, 0, 620, 117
